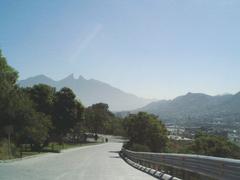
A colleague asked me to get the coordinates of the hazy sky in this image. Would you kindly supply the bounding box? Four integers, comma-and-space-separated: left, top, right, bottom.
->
1, 0, 240, 99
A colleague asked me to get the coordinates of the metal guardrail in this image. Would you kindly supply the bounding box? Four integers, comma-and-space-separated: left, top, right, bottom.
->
120, 152, 181, 180
122, 148, 240, 180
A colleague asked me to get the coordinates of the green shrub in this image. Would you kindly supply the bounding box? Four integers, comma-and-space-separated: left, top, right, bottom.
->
165, 139, 194, 154
123, 112, 168, 152
0, 139, 19, 159
125, 143, 151, 152
130, 143, 151, 152
191, 133, 240, 159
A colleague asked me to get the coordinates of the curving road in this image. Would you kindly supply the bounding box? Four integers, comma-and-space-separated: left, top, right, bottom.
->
0, 142, 155, 180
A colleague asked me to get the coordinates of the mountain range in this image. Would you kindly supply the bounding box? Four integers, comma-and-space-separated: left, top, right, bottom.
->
19, 74, 240, 124
135, 92, 240, 124
19, 74, 153, 111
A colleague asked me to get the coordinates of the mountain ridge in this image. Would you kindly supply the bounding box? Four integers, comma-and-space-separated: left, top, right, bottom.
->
134, 92, 240, 123
18, 74, 154, 111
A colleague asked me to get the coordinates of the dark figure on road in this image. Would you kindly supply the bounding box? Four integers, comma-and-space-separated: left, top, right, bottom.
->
105, 138, 108, 143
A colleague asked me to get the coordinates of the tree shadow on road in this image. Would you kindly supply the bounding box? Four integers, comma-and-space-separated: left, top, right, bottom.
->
109, 151, 120, 153
109, 151, 121, 158
109, 156, 121, 158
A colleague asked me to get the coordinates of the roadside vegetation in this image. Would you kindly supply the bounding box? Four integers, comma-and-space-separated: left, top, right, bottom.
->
165, 133, 240, 159
123, 112, 168, 152
0, 50, 125, 160
1, 49, 240, 160
122, 112, 240, 159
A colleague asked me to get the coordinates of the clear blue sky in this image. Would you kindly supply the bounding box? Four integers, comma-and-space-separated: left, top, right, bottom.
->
1, 0, 240, 99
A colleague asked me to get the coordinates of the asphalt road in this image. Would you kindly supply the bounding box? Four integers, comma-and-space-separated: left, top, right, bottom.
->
0, 143, 156, 180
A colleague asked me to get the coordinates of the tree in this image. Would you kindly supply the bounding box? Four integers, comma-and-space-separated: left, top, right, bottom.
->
24, 84, 56, 115
0, 50, 19, 129
123, 112, 168, 152
192, 133, 240, 158
0, 49, 18, 85
0, 50, 26, 143
71, 101, 85, 143
85, 103, 113, 134
0, 50, 52, 151
8, 88, 52, 150
17, 110, 52, 150
105, 118, 126, 136
53, 87, 84, 141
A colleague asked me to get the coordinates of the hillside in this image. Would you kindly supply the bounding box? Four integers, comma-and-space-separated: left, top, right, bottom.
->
19, 74, 153, 111
136, 92, 240, 123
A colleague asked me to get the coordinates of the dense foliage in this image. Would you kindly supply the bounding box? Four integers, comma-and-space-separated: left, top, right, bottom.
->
166, 133, 240, 159
0, 50, 124, 157
191, 133, 240, 159
85, 103, 125, 136
1, 49, 239, 160
123, 112, 168, 152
